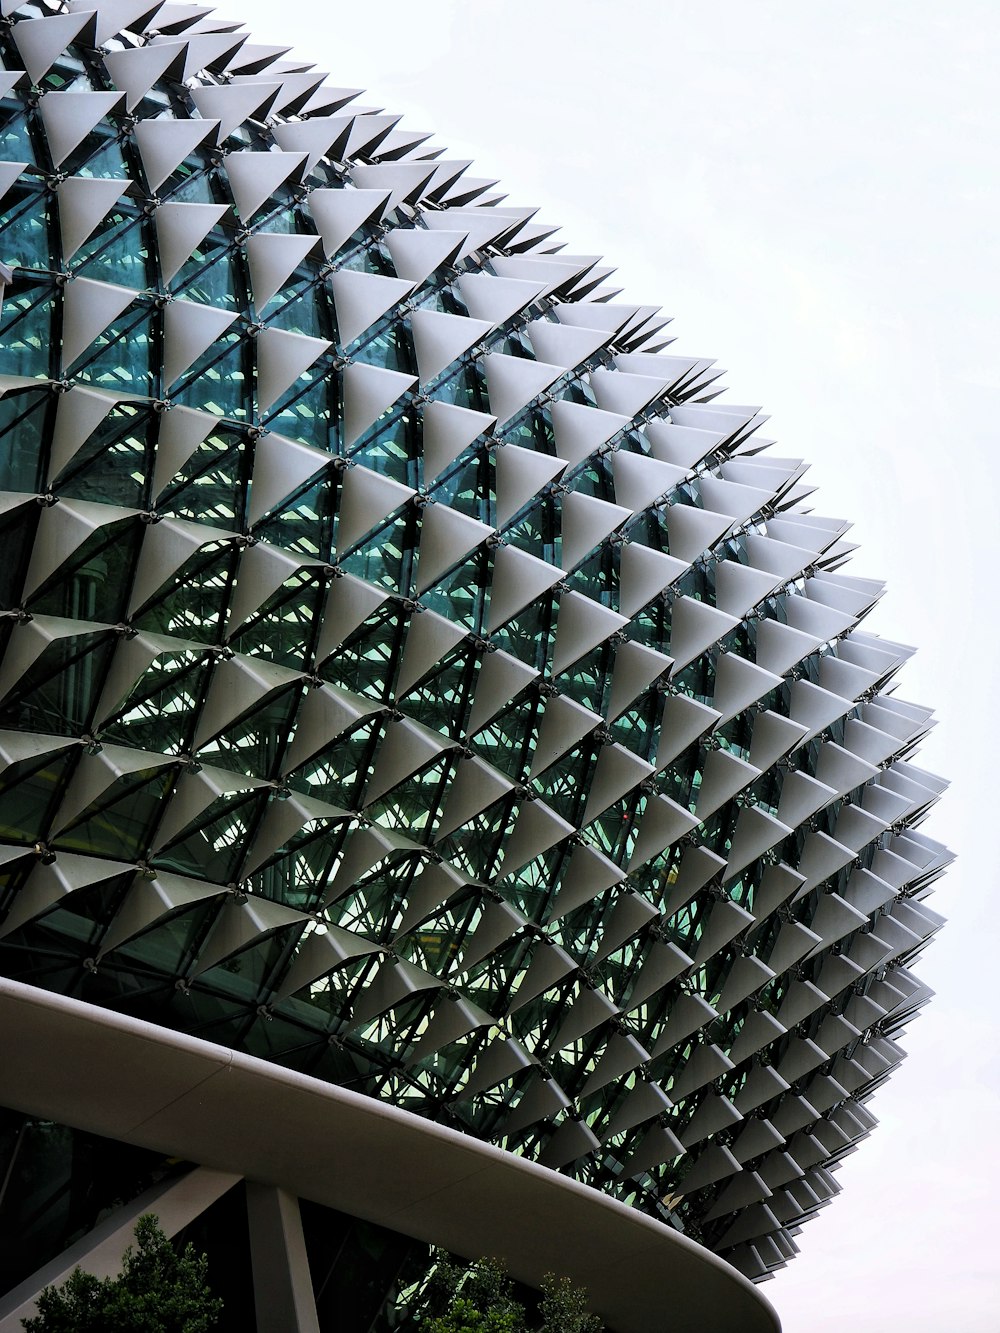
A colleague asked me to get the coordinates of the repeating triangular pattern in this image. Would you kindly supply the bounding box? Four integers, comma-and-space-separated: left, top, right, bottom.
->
0, 0, 950, 1283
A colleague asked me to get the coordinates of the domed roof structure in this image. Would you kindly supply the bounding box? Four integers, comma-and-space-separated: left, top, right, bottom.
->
0, 0, 949, 1309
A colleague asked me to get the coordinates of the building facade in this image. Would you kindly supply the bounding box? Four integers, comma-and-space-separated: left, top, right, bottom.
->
0, 2, 949, 1329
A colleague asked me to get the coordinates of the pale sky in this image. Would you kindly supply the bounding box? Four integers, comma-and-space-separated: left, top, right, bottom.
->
232, 2, 1000, 1327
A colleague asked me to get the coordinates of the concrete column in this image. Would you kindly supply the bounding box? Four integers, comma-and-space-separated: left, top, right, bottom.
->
246, 1182, 320, 1333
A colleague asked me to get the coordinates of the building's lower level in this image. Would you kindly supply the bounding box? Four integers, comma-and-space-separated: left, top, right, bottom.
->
0, 978, 779, 1333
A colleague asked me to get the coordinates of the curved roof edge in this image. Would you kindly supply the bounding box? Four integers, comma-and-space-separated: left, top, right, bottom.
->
0, 978, 779, 1333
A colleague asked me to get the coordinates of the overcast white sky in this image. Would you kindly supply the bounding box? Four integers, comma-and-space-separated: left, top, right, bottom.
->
232, 2, 1000, 1327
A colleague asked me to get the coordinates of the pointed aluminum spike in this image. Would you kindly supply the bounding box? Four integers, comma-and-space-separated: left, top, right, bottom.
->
245, 231, 318, 311
103, 41, 187, 112
61, 278, 138, 371
163, 299, 237, 388
128, 516, 237, 614
363, 716, 456, 808
414, 503, 493, 595
47, 385, 127, 483
612, 451, 686, 513
68, 0, 166, 47
0, 852, 135, 940
465, 649, 539, 736
350, 161, 437, 209
226, 540, 324, 636
494, 443, 566, 528
39, 91, 124, 168
188, 80, 282, 143
256, 326, 332, 414
329, 268, 414, 348
458, 272, 547, 326
655, 694, 721, 770
57, 177, 127, 263
607, 639, 672, 720
192, 656, 305, 750
335, 463, 415, 553
499, 798, 575, 878
560, 491, 631, 570
151, 405, 220, 498
224, 150, 306, 221
283, 681, 381, 773
314, 574, 389, 663
486, 542, 562, 633
12, 11, 93, 86
272, 115, 355, 174
153, 30, 248, 83
51, 741, 176, 834
668, 596, 740, 673
385, 227, 465, 286
248, 431, 331, 526
552, 590, 629, 675
628, 793, 700, 871
665, 503, 735, 563
154, 201, 229, 284
307, 187, 391, 260
408, 308, 492, 385
524, 318, 609, 370
528, 695, 602, 780
549, 398, 629, 469
394, 609, 467, 696
546, 841, 624, 921
134, 116, 220, 194
23, 498, 137, 600
618, 542, 687, 619
420, 400, 494, 481
224, 42, 293, 74
242, 790, 350, 877
341, 361, 415, 447
589, 368, 673, 418
482, 352, 564, 426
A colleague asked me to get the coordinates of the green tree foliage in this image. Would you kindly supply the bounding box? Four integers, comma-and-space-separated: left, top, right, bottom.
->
416, 1254, 602, 1333
22, 1214, 222, 1333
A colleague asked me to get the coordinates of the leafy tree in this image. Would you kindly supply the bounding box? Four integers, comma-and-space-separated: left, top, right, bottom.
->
415, 1254, 602, 1333
22, 1214, 222, 1333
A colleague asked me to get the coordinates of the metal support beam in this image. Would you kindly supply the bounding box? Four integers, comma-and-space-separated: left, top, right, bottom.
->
247, 1183, 321, 1333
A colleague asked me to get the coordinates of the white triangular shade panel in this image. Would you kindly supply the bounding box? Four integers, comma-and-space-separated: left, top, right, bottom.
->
61, 278, 138, 371
57, 178, 128, 262
336, 463, 415, 554
189, 79, 282, 141
256, 327, 332, 414
307, 188, 391, 258
23, 499, 137, 599
529, 695, 602, 779
560, 491, 631, 570
409, 309, 492, 384
154, 201, 229, 283
422, 207, 514, 259
549, 398, 630, 468
245, 232, 319, 310
350, 161, 437, 209
666, 503, 736, 563
341, 361, 416, 447
38, 92, 124, 168
618, 542, 688, 618
612, 451, 686, 513
248, 432, 331, 526
487, 542, 563, 632
226, 540, 323, 635
553, 592, 629, 675
47, 386, 121, 482
607, 640, 672, 720
134, 116, 220, 193
163, 300, 237, 388
224, 150, 307, 220
420, 401, 495, 482
466, 649, 539, 735
151, 405, 219, 498
330, 268, 415, 347
494, 444, 566, 528
483, 352, 564, 425
12, 11, 93, 85
415, 504, 494, 595
385, 226, 465, 286
68, 0, 164, 47
270, 114, 353, 173
458, 272, 548, 325
525, 318, 609, 370
395, 610, 467, 696
103, 41, 187, 111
